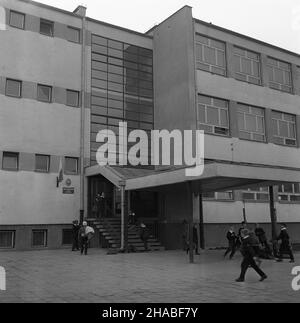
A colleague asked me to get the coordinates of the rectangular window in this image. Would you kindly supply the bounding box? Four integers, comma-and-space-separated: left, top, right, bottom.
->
242, 187, 269, 201
203, 191, 233, 201
9, 11, 25, 29
195, 34, 226, 76
32, 230, 47, 247
67, 26, 80, 43
37, 84, 52, 103
65, 157, 78, 174
5, 79, 22, 98
66, 90, 80, 107
40, 19, 54, 37
237, 103, 266, 142
271, 111, 297, 146
197, 95, 229, 136
62, 229, 73, 245
2, 152, 19, 171
0, 231, 15, 249
233, 47, 261, 85
278, 183, 300, 203
35, 154, 50, 173
267, 57, 293, 93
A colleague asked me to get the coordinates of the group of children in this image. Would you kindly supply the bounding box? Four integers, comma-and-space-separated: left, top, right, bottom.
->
224, 222, 295, 282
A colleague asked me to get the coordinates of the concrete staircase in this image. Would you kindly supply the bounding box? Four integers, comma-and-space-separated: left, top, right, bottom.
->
91, 217, 165, 252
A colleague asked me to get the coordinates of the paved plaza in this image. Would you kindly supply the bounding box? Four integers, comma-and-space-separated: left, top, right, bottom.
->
0, 249, 299, 303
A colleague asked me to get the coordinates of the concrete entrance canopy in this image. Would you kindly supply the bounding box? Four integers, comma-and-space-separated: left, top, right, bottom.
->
85, 160, 300, 193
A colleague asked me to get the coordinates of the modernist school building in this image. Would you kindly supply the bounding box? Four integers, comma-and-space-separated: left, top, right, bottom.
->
1, 0, 300, 251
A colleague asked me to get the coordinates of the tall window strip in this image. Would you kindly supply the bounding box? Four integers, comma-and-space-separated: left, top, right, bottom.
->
195, 34, 226, 76
237, 104, 266, 142
197, 95, 229, 136
242, 187, 269, 201
233, 47, 261, 85
267, 57, 293, 93
90, 34, 154, 166
271, 111, 297, 146
278, 183, 300, 202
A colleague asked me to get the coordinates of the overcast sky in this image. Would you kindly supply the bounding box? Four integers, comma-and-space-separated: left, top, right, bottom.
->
37, 0, 300, 54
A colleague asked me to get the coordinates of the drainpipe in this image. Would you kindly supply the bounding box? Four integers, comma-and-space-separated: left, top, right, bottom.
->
74, 6, 87, 223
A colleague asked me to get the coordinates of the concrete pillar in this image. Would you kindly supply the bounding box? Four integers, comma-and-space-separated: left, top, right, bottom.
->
291, 64, 300, 96
260, 54, 270, 88
199, 194, 205, 250
186, 181, 194, 263
269, 186, 278, 241
225, 43, 235, 79
229, 100, 239, 139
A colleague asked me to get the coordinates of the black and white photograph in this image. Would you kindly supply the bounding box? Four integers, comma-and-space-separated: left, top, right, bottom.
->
0, 0, 300, 307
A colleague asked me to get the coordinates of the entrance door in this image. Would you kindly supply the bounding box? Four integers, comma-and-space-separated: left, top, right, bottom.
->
88, 176, 114, 218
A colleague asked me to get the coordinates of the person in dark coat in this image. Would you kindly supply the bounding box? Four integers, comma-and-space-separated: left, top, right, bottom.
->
236, 229, 267, 282
140, 222, 150, 251
236, 221, 247, 249
72, 220, 80, 251
255, 223, 272, 257
186, 224, 200, 255
224, 226, 237, 259
276, 224, 295, 263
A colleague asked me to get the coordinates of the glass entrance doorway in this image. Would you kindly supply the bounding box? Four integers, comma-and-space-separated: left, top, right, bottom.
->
88, 176, 115, 218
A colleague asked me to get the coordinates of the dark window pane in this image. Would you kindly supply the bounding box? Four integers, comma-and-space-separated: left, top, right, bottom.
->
0, 231, 15, 248
40, 19, 53, 36
32, 230, 47, 247
62, 229, 73, 245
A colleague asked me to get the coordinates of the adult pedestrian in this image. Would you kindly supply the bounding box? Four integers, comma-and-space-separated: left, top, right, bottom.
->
78, 221, 95, 255
224, 226, 237, 259
71, 220, 80, 251
276, 224, 295, 263
235, 229, 267, 283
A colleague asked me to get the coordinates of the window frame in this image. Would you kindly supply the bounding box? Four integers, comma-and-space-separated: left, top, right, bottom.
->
2, 152, 19, 171
62, 229, 73, 245
242, 187, 269, 202
267, 57, 293, 93
64, 157, 79, 175
37, 84, 52, 103
0, 231, 15, 249
271, 110, 297, 147
203, 191, 234, 201
233, 46, 262, 85
195, 34, 227, 77
9, 10, 25, 30
197, 94, 230, 137
32, 230, 48, 248
237, 103, 266, 142
278, 183, 300, 203
40, 19, 54, 37
35, 154, 50, 173
5, 78, 22, 98
67, 26, 81, 43
66, 89, 80, 107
